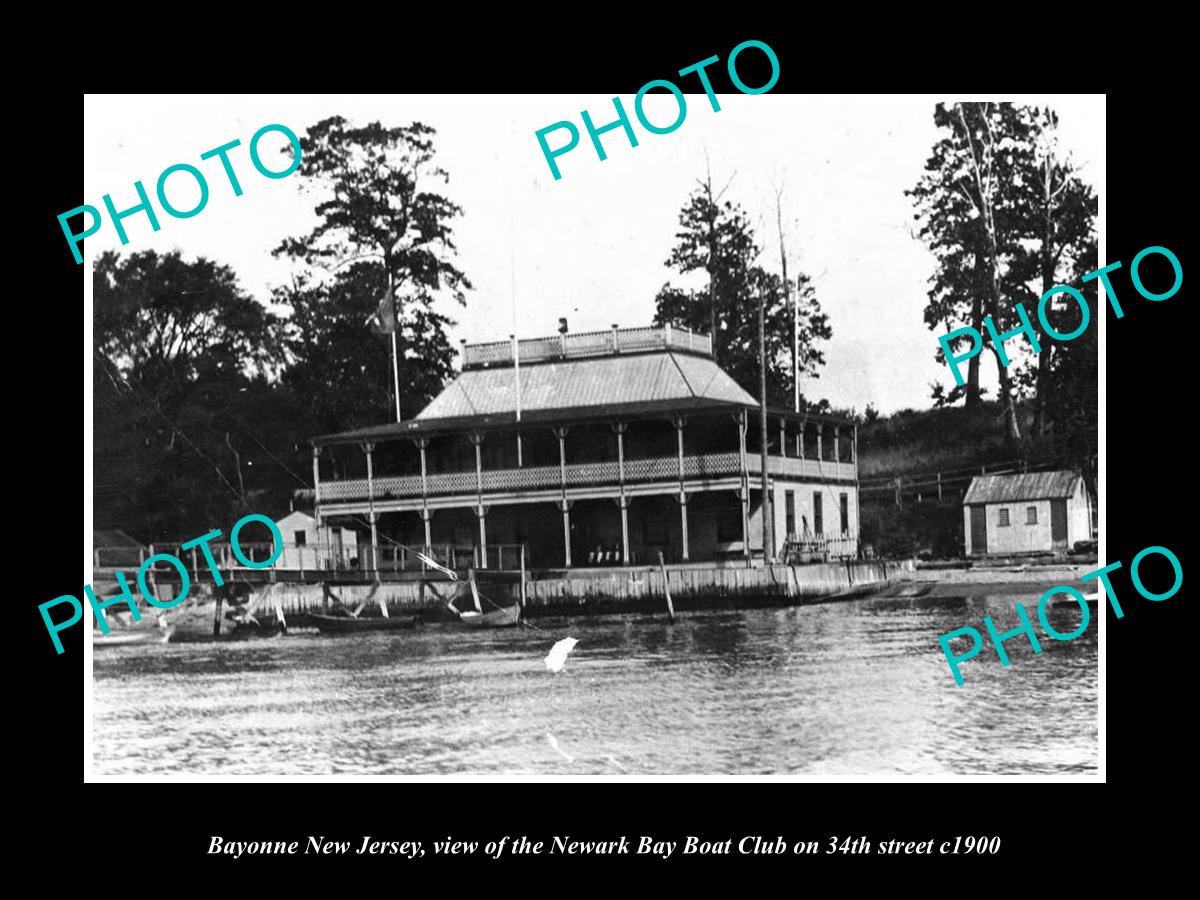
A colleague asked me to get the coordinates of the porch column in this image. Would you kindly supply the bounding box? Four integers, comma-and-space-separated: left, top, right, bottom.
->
420, 508, 433, 560
737, 410, 750, 561
476, 506, 489, 568
852, 424, 858, 464
614, 421, 629, 565
816, 424, 824, 463
363, 441, 379, 580
674, 416, 689, 563
311, 446, 322, 527
799, 417, 806, 460
554, 426, 571, 567
470, 432, 486, 567
558, 499, 573, 568
779, 417, 787, 459
833, 426, 842, 463
415, 437, 431, 550
678, 493, 690, 562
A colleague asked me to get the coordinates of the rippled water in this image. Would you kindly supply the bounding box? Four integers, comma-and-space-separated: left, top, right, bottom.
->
92, 584, 1097, 776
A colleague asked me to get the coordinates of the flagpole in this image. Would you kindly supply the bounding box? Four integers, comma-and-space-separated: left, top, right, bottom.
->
389, 271, 401, 422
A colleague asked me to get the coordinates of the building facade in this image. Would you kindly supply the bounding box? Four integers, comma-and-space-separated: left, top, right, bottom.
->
962, 471, 1092, 556
312, 325, 859, 570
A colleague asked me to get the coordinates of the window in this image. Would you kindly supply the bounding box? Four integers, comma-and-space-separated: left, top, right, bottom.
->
294, 530, 307, 546
813, 492, 823, 535
998, 508, 1010, 527
785, 491, 796, 538
1026, 506, 1038, 525
840, 493, 849, 535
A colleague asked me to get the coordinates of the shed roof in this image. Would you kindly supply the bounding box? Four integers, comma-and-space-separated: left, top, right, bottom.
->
963, 471, 1082, 505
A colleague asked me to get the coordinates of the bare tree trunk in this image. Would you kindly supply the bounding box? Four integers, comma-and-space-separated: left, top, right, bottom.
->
966, 246, 984, 408
958, 102, 1020, 441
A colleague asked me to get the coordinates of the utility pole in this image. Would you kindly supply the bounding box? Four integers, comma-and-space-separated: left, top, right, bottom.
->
759, 286, 774, 563
775, 185, 799, 412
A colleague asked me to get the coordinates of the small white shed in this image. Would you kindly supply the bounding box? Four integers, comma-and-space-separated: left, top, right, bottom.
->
963, 471, 1092, 556
274, 510, 358, 571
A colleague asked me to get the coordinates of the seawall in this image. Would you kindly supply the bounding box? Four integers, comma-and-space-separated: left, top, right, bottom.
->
250, 559, 916, 620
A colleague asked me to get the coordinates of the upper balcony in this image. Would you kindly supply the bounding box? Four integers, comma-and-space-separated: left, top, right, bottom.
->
317, 452, 858, 507
462, 324, 713, 370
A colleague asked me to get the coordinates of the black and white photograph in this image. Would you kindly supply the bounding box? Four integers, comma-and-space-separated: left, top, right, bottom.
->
80, 90, 1104, 780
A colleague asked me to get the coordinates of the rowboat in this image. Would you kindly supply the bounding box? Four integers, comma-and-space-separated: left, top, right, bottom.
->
309, 613, 419, 634
449, 568, 522, 628
456, 604, 521, 629
94, 626, 174, 646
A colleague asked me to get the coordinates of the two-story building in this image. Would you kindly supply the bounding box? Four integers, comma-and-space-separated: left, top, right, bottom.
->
311, 324, 859, 570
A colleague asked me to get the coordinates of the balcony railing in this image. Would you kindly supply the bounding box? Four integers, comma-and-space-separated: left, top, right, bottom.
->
463, 325, 713, 369
317, 452, 857, 504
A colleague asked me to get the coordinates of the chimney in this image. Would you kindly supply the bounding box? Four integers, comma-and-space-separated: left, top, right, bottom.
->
558, 317, 569, 334
611, 323, 619, 352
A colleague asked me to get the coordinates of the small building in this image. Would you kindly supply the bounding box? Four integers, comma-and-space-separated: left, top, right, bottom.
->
274, 510, 359, 571
963, 471, 1092, 556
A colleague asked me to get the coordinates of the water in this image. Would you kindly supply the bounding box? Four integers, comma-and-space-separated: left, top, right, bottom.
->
92, 584, 1097, 776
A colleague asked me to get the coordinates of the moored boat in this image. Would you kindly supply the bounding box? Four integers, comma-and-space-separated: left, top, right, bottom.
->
448, 568, 522, 628
309, 613, 420, 634
456, 604, 521, 628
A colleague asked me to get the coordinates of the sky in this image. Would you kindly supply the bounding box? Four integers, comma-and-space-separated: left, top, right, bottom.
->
83, 94, 1104, 415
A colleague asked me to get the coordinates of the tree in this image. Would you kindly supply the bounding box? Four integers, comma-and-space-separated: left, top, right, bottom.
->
1006, 106, 1098, 437
909, 102, 1032, 438
653, 179, 831, 407
93, 250, 301, 539
275, 117, 470, 427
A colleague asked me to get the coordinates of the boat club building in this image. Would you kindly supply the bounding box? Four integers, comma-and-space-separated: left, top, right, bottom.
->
312, 325, 859, 570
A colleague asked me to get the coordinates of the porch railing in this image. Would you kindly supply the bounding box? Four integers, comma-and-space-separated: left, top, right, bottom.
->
317, 452, 856, 503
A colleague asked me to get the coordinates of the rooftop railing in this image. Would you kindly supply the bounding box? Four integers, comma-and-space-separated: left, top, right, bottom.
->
463, 325, 713, 369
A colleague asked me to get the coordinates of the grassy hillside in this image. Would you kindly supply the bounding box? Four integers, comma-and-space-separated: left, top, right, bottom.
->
858, 401, 1034, 478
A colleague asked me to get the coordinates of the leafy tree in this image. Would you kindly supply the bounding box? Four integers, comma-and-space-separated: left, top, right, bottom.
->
653, 177, 831, 408
910, 103, 1031, 437
275, 117, 470, 427
93, 250, 302, 539
1005, 106, 1098, 437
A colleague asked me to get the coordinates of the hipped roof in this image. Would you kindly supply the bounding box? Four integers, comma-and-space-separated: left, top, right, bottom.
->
314, 350, 853, 447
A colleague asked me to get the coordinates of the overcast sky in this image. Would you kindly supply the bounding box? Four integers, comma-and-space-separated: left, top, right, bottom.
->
84, 94, 1104, 414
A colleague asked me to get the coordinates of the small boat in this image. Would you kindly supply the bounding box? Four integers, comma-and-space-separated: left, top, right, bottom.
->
94, 617, 174, 646
94, 627, 174, 646
448, 569, 522, 628
456, 604, 521, 629
309, 613, 419, 634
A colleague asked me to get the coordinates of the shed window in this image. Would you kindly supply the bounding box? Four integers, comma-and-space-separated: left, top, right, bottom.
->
1026, 506, 1038, 525
294, 531, 307, 546
998, 508, 1010, 527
